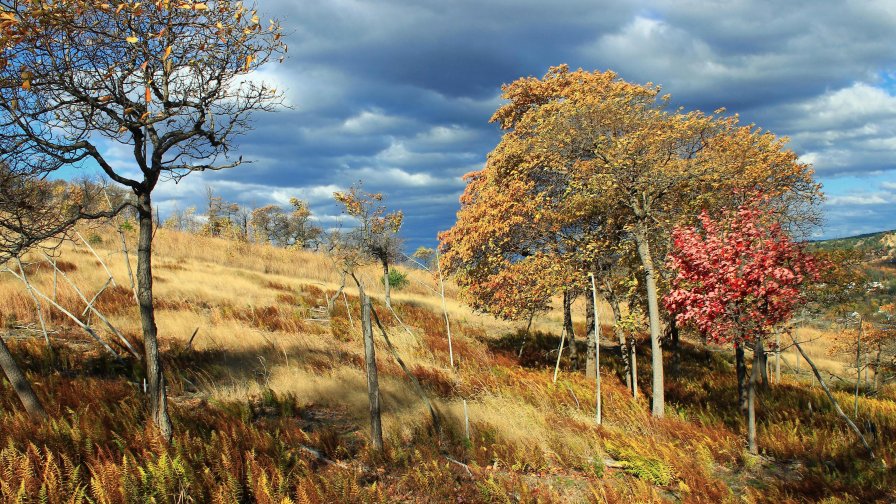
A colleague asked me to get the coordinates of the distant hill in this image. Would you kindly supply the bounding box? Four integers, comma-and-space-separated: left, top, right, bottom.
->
811, 229, 896, 261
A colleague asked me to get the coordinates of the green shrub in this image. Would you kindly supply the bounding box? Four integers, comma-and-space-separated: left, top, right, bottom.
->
387, 268, 409, 290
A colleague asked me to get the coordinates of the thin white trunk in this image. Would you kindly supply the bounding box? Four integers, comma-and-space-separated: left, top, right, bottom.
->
553, 325, 566, 384
590, 273, 601, 426
76, 232, 116, 285
436, 249, 454, 368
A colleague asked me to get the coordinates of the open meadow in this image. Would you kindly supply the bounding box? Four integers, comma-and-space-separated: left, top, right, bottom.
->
0, 226, 893, 503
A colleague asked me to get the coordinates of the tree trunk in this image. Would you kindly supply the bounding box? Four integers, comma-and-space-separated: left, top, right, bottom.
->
563, 290, 578, 368
748, 335, 762, 454
757, 340, 769, 388
584, 284, 596, 379
634, 228, 664, 417
774, 330, 781, 385
0, 336, 47, 420
610, 298, 632, 395
589, 273, 601, 425
668, 316, 680, 376
360, 286, 383, 453
736, 343, 748, 416
382, 260, 391, 309
136, 191, 172, 441
436, 249, 454, 368
630, 335, 638, 399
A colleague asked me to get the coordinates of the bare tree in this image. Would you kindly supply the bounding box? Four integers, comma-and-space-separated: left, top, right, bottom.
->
326, 229, 384, 451
0, 1, 285, 440
0, 168, 123, 419
334, 182, 404, 309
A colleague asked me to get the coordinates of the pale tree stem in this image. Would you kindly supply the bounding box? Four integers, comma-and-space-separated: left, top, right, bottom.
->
590, 273, 601, 425
436, 249, 454, 368
634, 228, 664, 418
553, 324, 566, 384
775, 329, 781, 384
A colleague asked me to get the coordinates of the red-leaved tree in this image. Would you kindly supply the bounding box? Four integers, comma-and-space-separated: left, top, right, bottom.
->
663, 198, 817, 454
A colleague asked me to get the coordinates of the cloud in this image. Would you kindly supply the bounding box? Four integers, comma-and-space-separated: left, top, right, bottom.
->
77, 0, 896, 247
760, 84, 896, 176
821, 177, 896, 237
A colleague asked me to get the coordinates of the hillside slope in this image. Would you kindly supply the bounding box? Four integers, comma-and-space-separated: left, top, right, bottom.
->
812, 229, 896, 260
0, 226, 893, 503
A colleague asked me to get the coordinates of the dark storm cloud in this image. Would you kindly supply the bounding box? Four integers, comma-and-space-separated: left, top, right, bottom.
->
132, 0, 896, 249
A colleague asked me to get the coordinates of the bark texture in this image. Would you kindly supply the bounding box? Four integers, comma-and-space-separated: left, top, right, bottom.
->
748, 335, 762, 454
634, 228, 665, 417
584, 285, 596, 379
563, 290, 577, 368
137, 192, 172, 441
0, 336, 47, 420
736, 344, 748, 416
360, 287, 384, 452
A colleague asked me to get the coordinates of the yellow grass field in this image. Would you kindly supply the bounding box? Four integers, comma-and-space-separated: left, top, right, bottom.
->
0, 225, 893, 503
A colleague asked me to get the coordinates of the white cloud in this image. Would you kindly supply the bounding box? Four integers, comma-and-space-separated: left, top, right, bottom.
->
341, 109, 409, 134
772, 83, 896, 175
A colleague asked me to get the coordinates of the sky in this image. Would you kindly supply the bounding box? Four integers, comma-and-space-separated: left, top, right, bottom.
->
91, 0, 896, 250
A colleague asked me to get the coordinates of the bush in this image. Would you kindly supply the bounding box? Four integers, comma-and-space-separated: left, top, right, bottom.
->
387, 268, 409, 290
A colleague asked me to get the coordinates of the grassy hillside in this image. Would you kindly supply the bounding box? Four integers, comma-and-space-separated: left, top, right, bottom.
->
812, 229, 896, 260
0, 226, 894, 503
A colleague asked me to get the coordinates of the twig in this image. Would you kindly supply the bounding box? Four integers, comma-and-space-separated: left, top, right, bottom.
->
565, 383, 581, 410
15, 259, 50, 348
342, 291, 354, 327
82, 277, 113, 316
789, 332, 876, 460
297, 445, 351, 469
184, 327, 200, 353
42, 253, 140, 359
104, 190, 139, 304
444, 455, 473, 478
3, 268, 124, 363
76, 232, 116, 285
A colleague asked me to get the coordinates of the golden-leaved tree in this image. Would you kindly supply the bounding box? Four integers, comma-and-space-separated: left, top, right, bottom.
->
442, 66, 821, 417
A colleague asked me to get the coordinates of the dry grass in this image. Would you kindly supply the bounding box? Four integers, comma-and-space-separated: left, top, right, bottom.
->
0, 225, 893, 502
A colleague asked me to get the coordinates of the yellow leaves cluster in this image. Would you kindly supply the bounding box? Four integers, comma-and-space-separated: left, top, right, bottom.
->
442, 64, 821, 320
